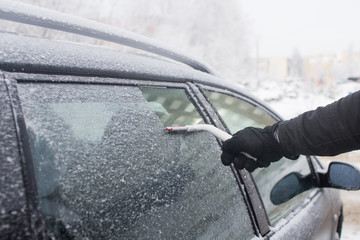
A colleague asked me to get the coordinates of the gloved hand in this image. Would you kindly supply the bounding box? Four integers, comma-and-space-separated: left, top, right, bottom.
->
221, 123, 296, 172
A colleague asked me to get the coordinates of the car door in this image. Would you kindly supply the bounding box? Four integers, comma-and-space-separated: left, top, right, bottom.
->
9, 73, 258, 239
198, 85, 340, 240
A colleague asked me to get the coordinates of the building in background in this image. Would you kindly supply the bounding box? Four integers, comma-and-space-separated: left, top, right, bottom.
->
254, 48, 360, 98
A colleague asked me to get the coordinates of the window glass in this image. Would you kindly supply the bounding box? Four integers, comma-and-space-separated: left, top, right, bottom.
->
204, 90, 313, 224
18, 83, 254, 240
204, 91, 274, 133
140, 87, 204, 126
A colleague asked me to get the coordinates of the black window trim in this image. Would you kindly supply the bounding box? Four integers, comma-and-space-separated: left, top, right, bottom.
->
194, 83, 272, 236
3, 75, 46, 238
196, 83, 330, 237
187, 82, 266, 235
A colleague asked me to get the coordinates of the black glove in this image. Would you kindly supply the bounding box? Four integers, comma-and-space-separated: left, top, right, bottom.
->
221, 123, 295, 172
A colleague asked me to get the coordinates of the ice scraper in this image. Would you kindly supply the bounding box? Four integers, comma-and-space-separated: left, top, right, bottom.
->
165, 124, 256, 161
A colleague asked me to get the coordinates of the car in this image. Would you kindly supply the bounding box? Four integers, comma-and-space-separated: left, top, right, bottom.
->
1, 1, 360, 240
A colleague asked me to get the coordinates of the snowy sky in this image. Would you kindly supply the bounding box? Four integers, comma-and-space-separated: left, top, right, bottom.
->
241, 0, 360, 57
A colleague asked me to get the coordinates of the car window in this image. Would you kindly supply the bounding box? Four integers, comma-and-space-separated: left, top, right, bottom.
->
17, 83, 254, 240
204, 90, 313, 224
140, 87, 205, 127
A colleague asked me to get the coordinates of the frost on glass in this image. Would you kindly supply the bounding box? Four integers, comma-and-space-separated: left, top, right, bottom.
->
204, 91, 275, 133
17, 83, 254, 240
140, 87, 204, 127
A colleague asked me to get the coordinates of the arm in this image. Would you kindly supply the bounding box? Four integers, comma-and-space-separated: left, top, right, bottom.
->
221, 90, 360, 172
278, 90, 360, 156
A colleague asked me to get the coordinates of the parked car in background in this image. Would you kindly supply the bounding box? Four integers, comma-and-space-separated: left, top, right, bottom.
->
1, 1, 359, 239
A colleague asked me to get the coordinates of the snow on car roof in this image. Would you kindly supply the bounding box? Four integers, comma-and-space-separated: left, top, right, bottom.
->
0, 0, 217, 75
0, 32, 212, 82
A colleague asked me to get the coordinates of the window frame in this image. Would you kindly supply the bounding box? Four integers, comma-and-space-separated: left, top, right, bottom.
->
6, 72, 260, 239
3, 75, 46, 238
196, 83, 322, 236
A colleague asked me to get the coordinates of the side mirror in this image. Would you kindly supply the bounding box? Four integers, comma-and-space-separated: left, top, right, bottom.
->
270, 162, 360, 205
324, 162, 360, 190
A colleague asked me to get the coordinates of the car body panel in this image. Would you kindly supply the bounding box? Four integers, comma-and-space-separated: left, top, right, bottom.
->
269, 189, 340, 240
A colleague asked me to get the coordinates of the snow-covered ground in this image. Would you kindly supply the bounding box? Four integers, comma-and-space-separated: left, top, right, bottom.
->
253, 80, 360, 119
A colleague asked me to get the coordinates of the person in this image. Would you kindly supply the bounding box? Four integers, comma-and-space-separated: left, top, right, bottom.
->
221, 90, 360, 172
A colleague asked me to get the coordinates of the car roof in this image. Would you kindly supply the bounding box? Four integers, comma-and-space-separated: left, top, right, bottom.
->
0, 1, 276, 116
0, 0, 217, 75
0, 30, 250, 97
0, 0, 226, 85
0, 31, 209, 81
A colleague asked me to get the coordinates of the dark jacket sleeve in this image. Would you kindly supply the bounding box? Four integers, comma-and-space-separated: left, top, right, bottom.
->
278, 90, 360, 157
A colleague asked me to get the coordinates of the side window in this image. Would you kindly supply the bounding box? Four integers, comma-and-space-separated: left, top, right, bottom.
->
204, 90, 313, 224
17, 83, 254, 240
